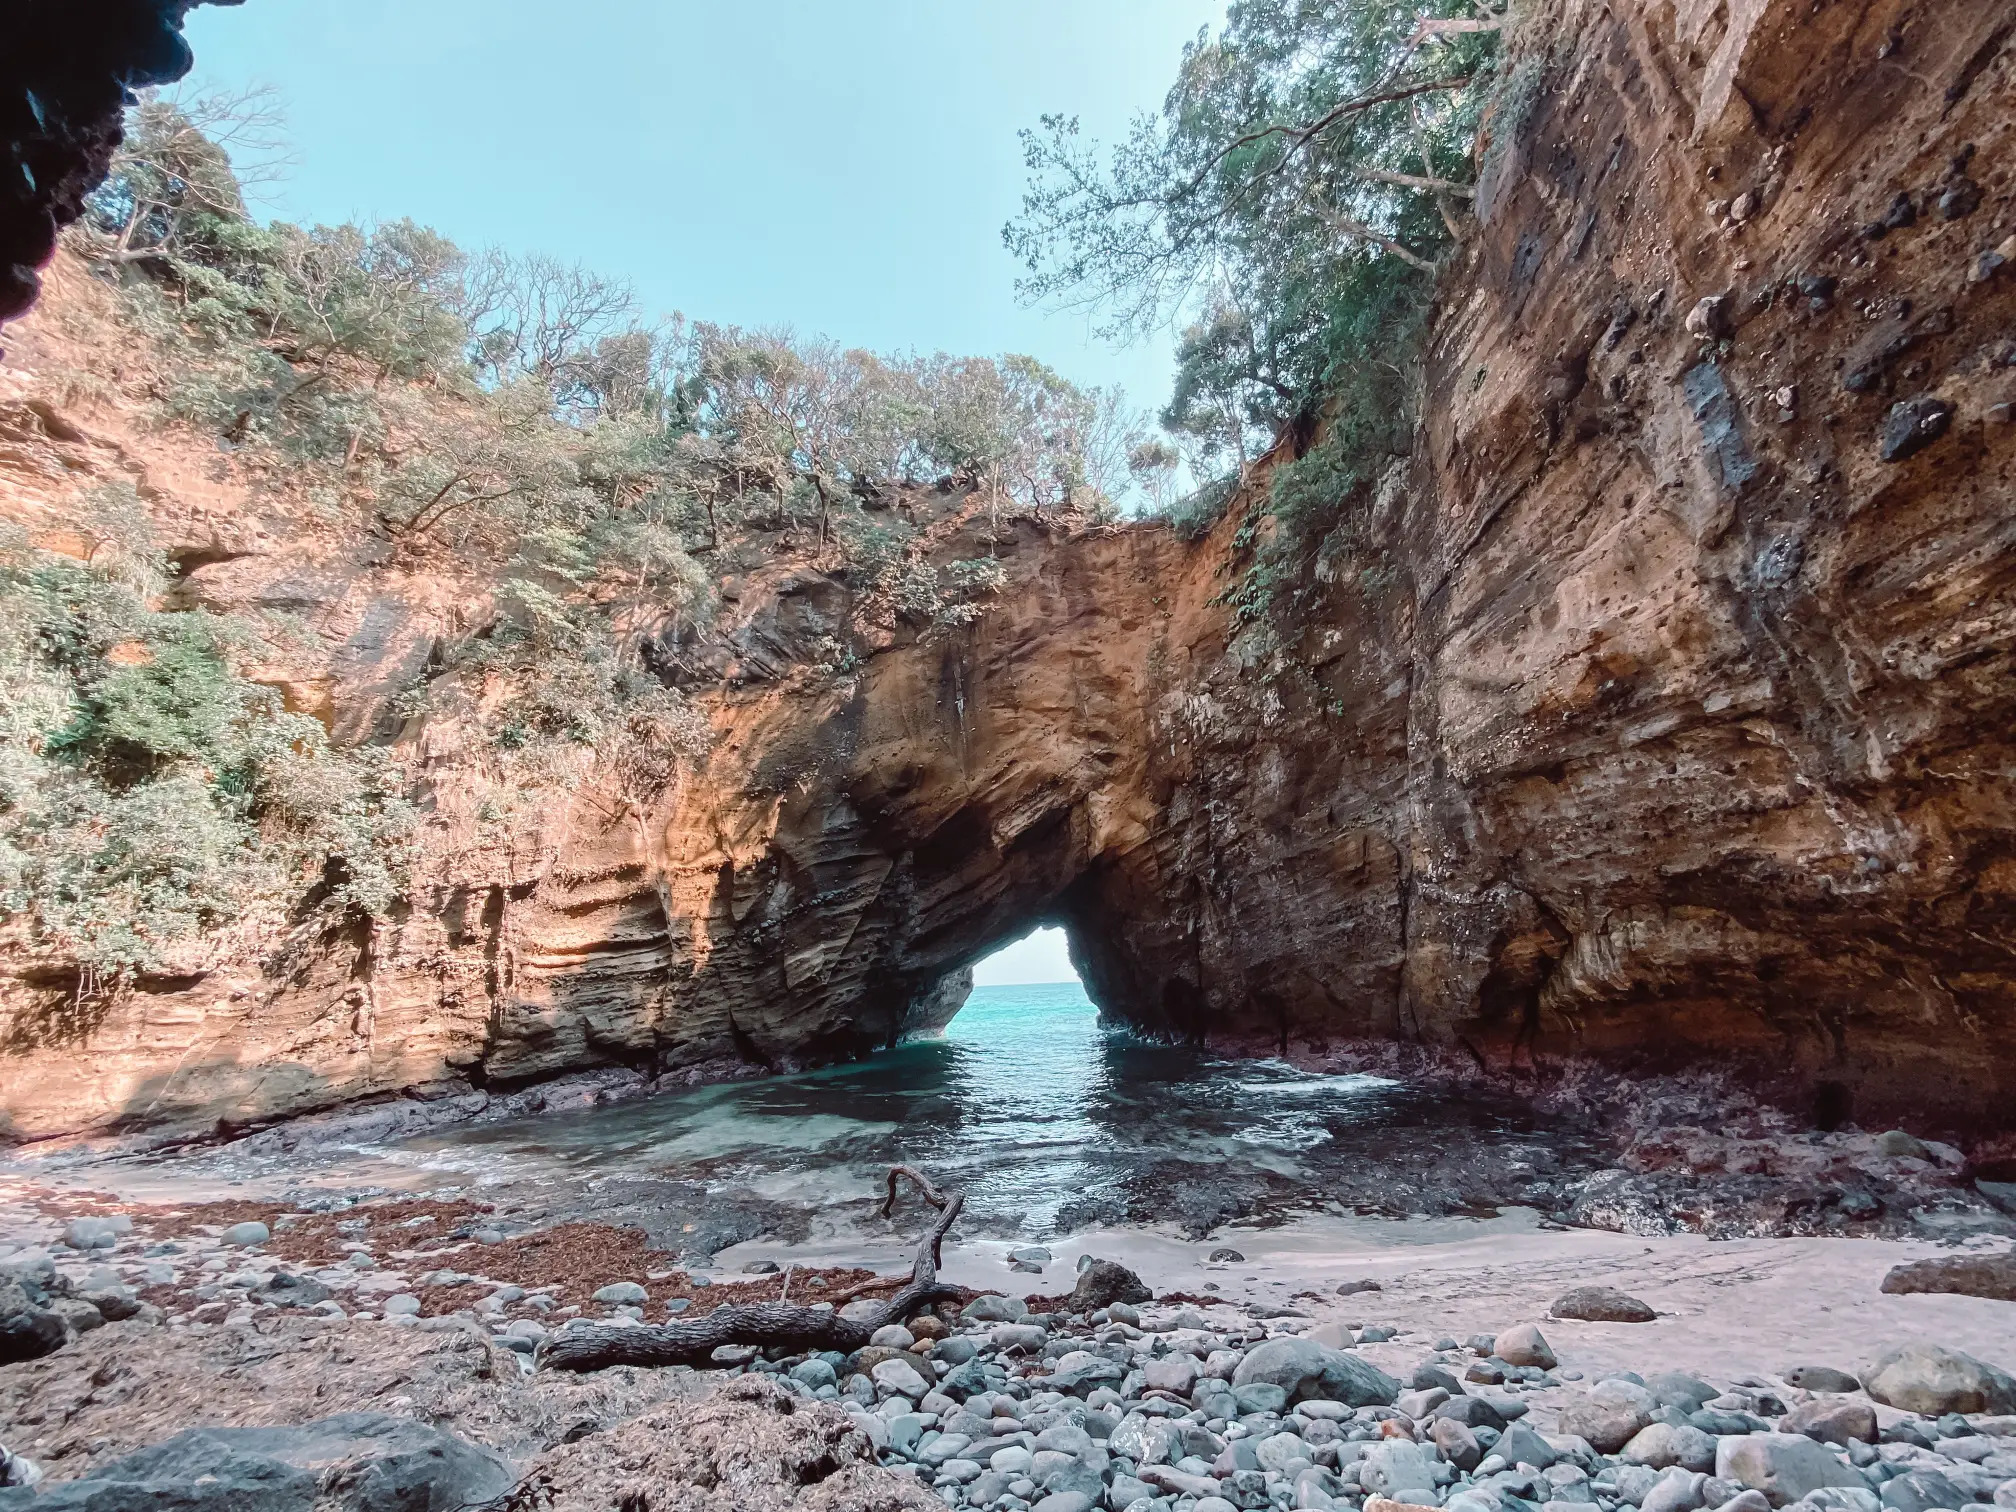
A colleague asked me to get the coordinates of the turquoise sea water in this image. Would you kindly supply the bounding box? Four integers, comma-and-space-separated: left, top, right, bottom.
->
402, 982, 1594, 1240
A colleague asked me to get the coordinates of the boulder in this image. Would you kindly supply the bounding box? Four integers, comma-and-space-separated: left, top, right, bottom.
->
1879, 1253, 2016, 1302
220, 1222, 271, 1249
1495, 1323, 1558, 1369
1716, 1433, 1868, 1506
1234, 1337, 1399, 1407
961, 1294, 1029, 1324
1557, 1378, 1656, 1453
1781, 1399, 1877, 1446
0, 1282, 67, 1366
1863, 1345, 2016, 1416
1878, 1470, 1969, 1512
1624, 1423, 1719, 1472
0, 1413, 512, 1512
1553, 1288, 1658, 1324
1066, 1260, 1151, 1313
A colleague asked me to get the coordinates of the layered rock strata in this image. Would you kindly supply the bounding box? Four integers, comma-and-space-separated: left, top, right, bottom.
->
3, 0, 2015, 1138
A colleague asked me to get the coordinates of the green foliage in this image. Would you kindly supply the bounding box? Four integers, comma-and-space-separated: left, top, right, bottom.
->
1010, 0, 1508, 575
0, 504, 414, 980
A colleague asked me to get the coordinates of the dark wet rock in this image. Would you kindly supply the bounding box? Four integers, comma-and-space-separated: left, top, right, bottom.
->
0, 1283, 66, 1366
1552, 1286, 1657, 1323
1862, 191, 1918, 239
1880, 396, 1955, 463
1064, 1260, 1149, 1314
1939, 179, 1983, 220
1339, 1280, 1384, 1296
0, 1414, 512, 1512
1880, 1251, 2016, 1301
1207, 1248, 1245, 1263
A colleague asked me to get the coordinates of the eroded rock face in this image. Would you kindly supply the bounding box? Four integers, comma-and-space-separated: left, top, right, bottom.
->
3, 0, 2015, 1139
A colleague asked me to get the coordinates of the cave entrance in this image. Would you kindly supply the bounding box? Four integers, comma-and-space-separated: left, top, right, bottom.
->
945, 925, 1096, 1052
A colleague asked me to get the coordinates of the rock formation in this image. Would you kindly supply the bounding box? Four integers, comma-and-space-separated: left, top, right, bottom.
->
3, 0, 2015, 1140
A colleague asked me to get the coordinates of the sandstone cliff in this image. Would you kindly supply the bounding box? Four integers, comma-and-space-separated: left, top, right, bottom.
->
2, 0, 2014, 1141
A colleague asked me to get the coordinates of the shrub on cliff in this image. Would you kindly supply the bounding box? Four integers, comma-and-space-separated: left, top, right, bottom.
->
0, 490, 414, 983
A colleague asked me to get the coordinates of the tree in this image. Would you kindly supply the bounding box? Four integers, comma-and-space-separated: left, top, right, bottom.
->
88, 86, 288, 262
1006, 0, 1502, 480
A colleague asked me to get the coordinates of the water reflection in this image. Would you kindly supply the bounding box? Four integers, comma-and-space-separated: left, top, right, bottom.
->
400, 983, 1594, 1236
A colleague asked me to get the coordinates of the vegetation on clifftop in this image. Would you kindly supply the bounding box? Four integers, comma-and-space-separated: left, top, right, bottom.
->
1009, 0, 1505, 614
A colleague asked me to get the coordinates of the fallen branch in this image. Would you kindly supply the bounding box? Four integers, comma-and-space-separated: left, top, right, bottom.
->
538, 1167, 965, 1373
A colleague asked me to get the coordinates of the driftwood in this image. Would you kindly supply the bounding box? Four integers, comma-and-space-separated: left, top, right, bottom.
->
539, 1166, 965, 1373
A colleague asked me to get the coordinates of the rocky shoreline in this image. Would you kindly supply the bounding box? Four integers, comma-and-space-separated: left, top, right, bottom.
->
1, 1225, 2014, 1512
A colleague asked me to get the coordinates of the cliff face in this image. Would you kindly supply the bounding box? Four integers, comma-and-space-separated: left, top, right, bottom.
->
4, 0, 2014, 1141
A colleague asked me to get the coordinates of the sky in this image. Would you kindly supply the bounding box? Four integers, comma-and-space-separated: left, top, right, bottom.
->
181, 0, 1226, 418
972, 926, 1080, 987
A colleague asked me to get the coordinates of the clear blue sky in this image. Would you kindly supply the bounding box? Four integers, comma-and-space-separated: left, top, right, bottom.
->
183, 0, 1224, 416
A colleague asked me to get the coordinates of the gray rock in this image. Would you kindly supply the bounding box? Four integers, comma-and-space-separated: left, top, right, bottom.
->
1360, 1440, 1444, 1500
1234, 1337, 1400, 1407
0, 1413, 511, 1512
1559, 1379, 1657, 1453
962, 1294, 1029, 1324
1031, 1494, 1095, 1512
1431, 1395, 1509, 1433
1497, 1323, 1559, 1369
60, 1218, 130, 1252
381, 1295, 422, 1318
254, 1273, 331, 1310
994, 1323, 1050, 1355
790, 1358, 837, 1390
1497, 1424, 1562, 1469
1624, 1424, 1719, 1473
1864, 1346, 2016, 1416
1784, 1368, 1862, 1395
932, 1336, 978, 1366
1646, 1376, 1720, 1414
741, 1260, 780, 1275
1432, 1417, 1483, 1471
1875, 1131, 1933, 1160
1643, 1468, 1711, 1512
1782, 1399, 1877, 1446
1106, 1475, 1156, 1510
1716, 1433, 1868, 1506
872, 1357, 931, 1399
50, 1301, 101, 1335
1553, 1288, 1658, 1324
220, 1223, 271, 1249
591, 1282, 647, 1306
1880, 1471, 1970, 1512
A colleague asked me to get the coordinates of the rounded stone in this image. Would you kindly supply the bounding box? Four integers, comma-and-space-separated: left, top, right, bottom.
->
592, 1282, 648, 1306
382, 1295, 422, 1317
221, 1222, 271, 1249
1494, 1323, 1558, 1370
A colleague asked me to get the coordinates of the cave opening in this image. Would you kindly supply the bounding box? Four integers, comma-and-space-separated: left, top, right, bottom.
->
942, 924, 1098, 1053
